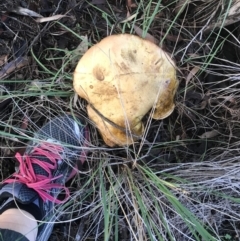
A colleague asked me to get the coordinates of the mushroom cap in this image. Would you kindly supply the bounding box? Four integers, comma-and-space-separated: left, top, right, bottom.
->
73, 34, 178, 146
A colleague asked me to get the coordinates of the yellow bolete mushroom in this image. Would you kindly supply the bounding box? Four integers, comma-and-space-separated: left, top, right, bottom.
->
73, 34, 178, 146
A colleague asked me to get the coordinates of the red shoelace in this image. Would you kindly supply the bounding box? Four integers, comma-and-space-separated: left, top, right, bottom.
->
4, 143, 70, 204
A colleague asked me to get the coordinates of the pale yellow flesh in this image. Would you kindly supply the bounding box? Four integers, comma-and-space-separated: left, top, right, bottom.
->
74, 34, 178, 146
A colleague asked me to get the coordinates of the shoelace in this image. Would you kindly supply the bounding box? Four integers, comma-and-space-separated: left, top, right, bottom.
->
4, 142, 70, 204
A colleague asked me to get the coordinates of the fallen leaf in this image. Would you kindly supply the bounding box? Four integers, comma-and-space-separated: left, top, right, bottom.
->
127, 0, 137, 9
199, 92, 211, 110
199, 100, 208, 109
0, 55, 8, 67
120, 13, 138, 23
35, 14, 67, 23
0, 56, 30, 79
198, 130, 219, 139
133, 25, 157, 44
186, 66, 200, 84
15, 7, 43, 17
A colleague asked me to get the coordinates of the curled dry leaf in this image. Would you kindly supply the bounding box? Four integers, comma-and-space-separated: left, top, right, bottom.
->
198, 130, 219, 139
186, 66, 200, 84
